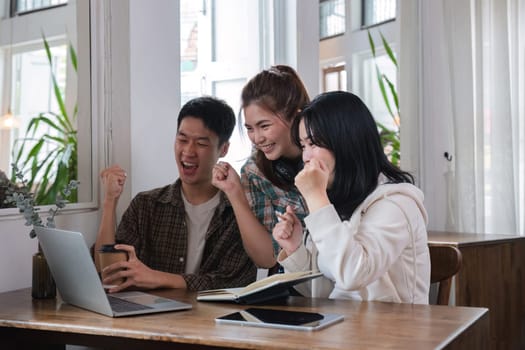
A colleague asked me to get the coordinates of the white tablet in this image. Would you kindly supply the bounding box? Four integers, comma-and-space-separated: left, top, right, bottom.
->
215, 307, 344, 331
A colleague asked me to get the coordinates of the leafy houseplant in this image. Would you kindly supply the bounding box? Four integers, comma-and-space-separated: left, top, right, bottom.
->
10, 34, 78, 205
4, 163, 78, 298
367, 30, 401, 167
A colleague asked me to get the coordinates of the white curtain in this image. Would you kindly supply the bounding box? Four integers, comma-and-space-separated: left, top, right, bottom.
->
442, 0, 525, 234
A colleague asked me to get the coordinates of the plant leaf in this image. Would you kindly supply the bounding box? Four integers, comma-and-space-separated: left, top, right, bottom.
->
368, 30, 376, 58
69, 42, 77, 72
42, 33, 69, 128
380, 31, 398, 68
382, 75, 399, 111
375, 66, 394, 118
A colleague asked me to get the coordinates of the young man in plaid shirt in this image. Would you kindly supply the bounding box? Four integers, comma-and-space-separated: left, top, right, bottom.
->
95, 96, 256, 292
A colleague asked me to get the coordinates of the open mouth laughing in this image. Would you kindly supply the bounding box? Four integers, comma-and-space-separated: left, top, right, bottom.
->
181, 161, 198, 176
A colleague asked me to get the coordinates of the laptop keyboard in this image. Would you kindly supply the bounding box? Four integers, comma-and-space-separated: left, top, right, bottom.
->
107, 295, 154, 313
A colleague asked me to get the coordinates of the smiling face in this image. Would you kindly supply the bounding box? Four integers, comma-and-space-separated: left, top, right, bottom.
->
298, 119, 336, 189
244, 103, 301, 161
175, 116, 228, 188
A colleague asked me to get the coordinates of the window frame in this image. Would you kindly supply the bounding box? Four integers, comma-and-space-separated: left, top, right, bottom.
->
319, 0, 346, 41
10, 0, 67, 17
360, 0, 396, 30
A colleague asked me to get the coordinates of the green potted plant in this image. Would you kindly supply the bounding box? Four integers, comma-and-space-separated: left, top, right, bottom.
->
10, 34, 78, 205
4, 163, 78, 298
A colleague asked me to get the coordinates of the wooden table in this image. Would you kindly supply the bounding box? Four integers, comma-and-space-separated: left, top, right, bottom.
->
429, 231, 525, 350
0, 288, 487, 350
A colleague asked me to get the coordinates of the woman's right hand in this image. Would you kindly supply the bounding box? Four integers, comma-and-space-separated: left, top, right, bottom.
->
295, 158, 331, 213
273, 206, 303, 256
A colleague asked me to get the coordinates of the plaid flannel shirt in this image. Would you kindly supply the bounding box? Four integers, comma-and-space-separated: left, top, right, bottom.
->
240, 155, 308, 254
116, 179, 256, 291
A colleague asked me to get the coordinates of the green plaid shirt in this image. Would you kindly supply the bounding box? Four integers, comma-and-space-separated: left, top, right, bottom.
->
116, 180, 256, 291
240, 155, 308, 254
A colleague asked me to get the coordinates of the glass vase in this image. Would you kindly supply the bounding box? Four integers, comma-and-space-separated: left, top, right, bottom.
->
31, 245, 56, 299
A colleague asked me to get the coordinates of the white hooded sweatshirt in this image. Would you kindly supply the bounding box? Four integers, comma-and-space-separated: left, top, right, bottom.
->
278, 181, 430, 304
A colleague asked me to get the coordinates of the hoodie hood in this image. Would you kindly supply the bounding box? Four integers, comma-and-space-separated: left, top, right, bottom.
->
360, 181, 428, 226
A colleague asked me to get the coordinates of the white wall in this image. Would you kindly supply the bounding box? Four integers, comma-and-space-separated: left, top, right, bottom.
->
419, 1, 452, 231
398, 0, 460, 231
292, 0, 320, 96
129, 0, 180, 195
0, 211, 100, 293
274, 0, 319, 97
97, 0, 181, 221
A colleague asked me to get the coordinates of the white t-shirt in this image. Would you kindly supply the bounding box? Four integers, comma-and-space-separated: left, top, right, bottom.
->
182, 191, 221, 274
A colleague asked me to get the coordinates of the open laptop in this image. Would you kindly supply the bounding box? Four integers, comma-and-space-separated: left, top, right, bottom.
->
35, 226, 192, 317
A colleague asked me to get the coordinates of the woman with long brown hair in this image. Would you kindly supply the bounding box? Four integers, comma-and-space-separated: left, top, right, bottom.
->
212, 65, 310, 270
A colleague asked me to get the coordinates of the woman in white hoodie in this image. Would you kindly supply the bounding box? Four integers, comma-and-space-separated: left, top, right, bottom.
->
273, 91, 430, 304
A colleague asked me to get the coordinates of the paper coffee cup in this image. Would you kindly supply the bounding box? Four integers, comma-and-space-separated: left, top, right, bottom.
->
98, 244, 128, 288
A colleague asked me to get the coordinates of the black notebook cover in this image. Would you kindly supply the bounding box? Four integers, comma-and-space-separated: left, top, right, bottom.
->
197, 271, 323, 304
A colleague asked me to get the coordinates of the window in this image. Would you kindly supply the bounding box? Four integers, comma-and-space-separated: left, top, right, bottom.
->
319, 0, 345, 39
8, 44, 68, 184
12, 0, 67, 15
359, 52, 397, 130
180, 0, 265, 172
322, 64, 346, 92
361, 0, 396, 28
180, 0, 200, 105
0, 0, 92, 209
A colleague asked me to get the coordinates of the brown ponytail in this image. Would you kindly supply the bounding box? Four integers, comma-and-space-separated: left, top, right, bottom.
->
241, 65, 310, 189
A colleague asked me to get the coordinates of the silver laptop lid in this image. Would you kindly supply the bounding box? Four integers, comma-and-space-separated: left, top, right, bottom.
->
35, 226, 114, 316
35, 226, 192, 317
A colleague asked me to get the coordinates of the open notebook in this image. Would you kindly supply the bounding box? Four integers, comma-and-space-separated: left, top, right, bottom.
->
197, 270, 323, 304
35, 226, 192, 317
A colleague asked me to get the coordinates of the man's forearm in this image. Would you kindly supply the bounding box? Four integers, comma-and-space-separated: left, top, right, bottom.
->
154, 270, 187, 289
94, 198, 119, 270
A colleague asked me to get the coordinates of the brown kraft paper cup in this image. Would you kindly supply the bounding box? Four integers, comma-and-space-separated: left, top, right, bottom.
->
98, 244, 128, 287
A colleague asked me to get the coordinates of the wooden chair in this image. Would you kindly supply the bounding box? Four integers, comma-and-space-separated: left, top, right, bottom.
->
429, 244, 462, 305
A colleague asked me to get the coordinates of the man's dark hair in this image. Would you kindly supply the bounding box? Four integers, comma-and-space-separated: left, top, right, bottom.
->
177, 96, 236, 146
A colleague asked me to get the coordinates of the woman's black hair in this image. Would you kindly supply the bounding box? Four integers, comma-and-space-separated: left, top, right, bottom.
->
291, 91, 413, 220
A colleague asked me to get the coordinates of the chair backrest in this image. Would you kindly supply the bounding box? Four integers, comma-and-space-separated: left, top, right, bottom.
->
429, 244, 462, 305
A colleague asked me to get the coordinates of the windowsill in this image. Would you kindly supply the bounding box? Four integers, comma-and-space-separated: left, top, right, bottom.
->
0, 201, 99, 221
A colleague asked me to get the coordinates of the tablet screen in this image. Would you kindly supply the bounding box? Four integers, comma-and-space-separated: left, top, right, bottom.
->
216, 307, 344, 331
